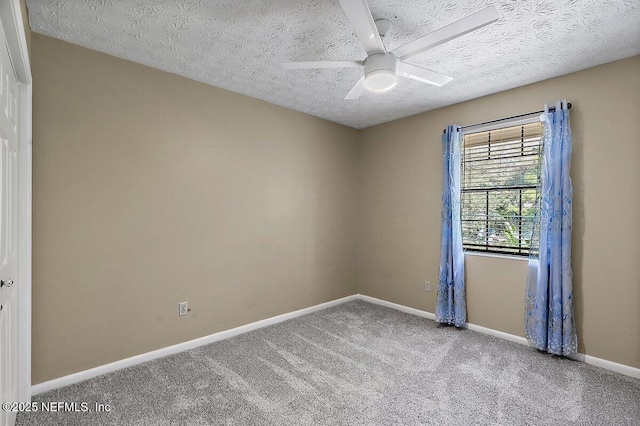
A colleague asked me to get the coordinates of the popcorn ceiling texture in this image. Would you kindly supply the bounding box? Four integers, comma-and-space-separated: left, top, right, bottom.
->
26, 0, 640, 129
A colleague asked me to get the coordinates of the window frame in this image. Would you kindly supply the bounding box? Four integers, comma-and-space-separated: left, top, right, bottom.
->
460, 115, 543, 257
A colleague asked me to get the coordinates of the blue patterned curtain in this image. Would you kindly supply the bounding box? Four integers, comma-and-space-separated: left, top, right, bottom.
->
436, 125, 465, 327
525, 100, 577, 355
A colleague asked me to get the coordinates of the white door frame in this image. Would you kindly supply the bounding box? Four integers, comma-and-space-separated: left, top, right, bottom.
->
0, 0, 32, 403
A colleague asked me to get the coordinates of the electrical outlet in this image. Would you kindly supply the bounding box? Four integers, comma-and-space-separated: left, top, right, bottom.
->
424, 281, 431, 292
178, 302, 188, 317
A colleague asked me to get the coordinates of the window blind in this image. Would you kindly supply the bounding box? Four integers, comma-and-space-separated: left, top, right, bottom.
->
462, 122, 543, 256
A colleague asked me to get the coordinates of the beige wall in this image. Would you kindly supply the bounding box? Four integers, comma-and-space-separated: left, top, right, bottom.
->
358, 55, 640, 368
32, 34, 358, 384
32, 30, 640, 383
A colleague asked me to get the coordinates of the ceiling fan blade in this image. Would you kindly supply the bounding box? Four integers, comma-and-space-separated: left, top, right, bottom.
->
282, 60, 364, 70
345, 76, 366, 100
338, 0, 386, 55
391, 6, 499, 61
398, 62, 453, 86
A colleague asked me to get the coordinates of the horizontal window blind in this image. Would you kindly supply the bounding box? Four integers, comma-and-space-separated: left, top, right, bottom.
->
462, 122, 543, 256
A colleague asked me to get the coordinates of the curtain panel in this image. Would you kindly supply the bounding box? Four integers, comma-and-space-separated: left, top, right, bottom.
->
525, 100, 577, 356
436, 125, 466, 327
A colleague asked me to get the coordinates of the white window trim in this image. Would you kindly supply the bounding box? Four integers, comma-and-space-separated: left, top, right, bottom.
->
464, 251, 530, 262
462, 114, 542, 136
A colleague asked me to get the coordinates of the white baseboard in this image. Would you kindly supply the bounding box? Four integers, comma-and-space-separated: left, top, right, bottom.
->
357, 295, 436, 320
32, 293, 640, 395
463, 322, 529, 346
32, 295, 358, 395
355, 294, 640, 380
567, 353, 640, 379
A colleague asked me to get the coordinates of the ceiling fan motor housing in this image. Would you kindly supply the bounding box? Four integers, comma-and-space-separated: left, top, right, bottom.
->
364, 53, 398, 92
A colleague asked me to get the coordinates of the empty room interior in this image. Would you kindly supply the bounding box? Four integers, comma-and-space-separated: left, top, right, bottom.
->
0, 0, 638, 425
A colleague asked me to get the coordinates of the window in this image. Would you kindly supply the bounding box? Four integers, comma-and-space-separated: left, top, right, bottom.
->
461, 121, 542, 256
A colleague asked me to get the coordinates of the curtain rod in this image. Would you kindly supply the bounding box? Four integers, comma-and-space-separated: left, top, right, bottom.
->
442, 103, 572, 134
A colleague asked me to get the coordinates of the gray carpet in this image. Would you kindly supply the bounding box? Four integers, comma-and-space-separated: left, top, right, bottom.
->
17, 301, 640, 425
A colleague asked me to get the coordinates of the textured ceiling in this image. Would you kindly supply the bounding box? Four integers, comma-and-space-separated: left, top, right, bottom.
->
26, 0, 640, 129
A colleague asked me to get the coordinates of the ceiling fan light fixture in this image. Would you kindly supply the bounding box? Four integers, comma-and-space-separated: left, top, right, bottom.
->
364, 69, 397, 92
363, 53, 398, 93
282, 3, 498, 100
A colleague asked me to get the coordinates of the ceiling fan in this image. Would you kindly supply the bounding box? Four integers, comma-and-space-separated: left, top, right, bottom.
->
282, 1, 499, 99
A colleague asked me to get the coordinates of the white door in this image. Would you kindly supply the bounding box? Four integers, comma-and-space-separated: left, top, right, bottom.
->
0, 14, 19, 426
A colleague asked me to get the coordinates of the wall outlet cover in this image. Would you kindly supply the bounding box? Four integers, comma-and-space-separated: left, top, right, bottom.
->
424, 281, 431, 292
178, 302, 188, 316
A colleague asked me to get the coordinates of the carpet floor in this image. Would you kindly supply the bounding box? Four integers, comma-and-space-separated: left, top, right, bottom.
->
17, 300, 640, 425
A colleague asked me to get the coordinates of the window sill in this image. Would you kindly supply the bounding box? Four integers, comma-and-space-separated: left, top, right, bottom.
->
464, 251, 530, 262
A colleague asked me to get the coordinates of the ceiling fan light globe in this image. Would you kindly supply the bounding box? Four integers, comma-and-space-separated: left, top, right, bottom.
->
364, 69, 397, 92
